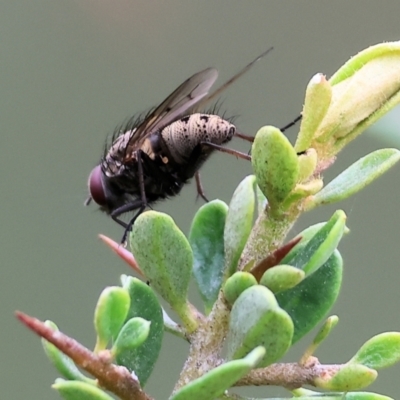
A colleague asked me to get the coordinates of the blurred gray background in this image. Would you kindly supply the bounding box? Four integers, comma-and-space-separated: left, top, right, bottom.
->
2, 1, 400, 399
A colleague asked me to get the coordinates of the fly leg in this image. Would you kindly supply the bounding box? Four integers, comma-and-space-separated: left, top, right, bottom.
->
234, 132, 255, 142
236, 114, 303, 156
200, 142, 251, 161
111, 150, 149, 244
185, 143, 249, 206
195, 171, 209, 202
233, 131, 255, 156
280, 114, 302, 132
111, 201, 147, 244
236, 115, 302, 136
124, 149, 148, 243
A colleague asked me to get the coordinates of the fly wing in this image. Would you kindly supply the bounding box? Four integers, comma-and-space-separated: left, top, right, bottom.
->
126, 67, 219, 151
124, 47, 273, 156
194, 47, 273, 111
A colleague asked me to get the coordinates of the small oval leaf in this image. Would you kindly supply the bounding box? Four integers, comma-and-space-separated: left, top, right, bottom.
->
117, 276, 163, 386
295, 74, 332, 152
292, 391, 392, 400
312, 315, 339, 347
224, 175, 256, 276
260, 264, 305, 293
223, 271, 258, 305
312, 149, 400, 207
112, 317, 151, 357
53, 379, 114, 400
130, 212, 194, 325
277, 250, 343, 344
351, 332, 400, 369
189, 200, 228, 313
294, 221, 350, 244
94, 287, 130, 352
316, 363, 377, 391
283, 210, 346, 276
252, 126, 299, 208
227, 285, 293, 366
170, 346, 265, 400
42, 321, 94, 383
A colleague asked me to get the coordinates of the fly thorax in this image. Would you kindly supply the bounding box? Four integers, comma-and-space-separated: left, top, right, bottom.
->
103, 130, 136, 176
160, 113, 235, 163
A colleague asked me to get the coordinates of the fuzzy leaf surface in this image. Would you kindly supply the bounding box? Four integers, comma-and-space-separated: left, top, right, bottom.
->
130, 211, 193, 311
260, 264, 305, 293
189, 200, 228, 313
312, 149, 400, 207
290, 393, 392, 400
223, 271, 258, 305
351, 332, 400, 369
316, 363, 377, 391
282, 210, 346, 276
117, 276, 163, 386
53, 380, 114, 400
42, 321, 93, 383
112, 317, 151, 357
277, 250, 343, 344
224, 175, 256, 276
227, 285, 293, 367
94, 286, 130, 351
170, 346, 265, 400
252, 126, 299, 207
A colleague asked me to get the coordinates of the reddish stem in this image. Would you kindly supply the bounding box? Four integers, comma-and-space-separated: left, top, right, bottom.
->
15, 311, 152, 400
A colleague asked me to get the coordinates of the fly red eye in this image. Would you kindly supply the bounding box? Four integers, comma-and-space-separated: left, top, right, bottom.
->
88, 165, 107, 206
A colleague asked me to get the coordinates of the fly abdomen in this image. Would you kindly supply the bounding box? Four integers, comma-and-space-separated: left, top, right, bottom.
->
160, 113, 235, 163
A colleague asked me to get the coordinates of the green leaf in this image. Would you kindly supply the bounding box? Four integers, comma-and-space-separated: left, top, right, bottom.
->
53, 379, 114, 400
277, 250, 343, 344
292, 391, 393, 400
223, 271, 258, 305
224, 175, 256, 276
226, 285, 293, 367
162, 308, 185, 338
312, 149, 400, 207
351, 332, 400, 369
130, 212, 195, 328
312, 315, 339, 347
287, 179, 324, 203
300, 316, 339, 364
252, 126, 299, 208
256, 182, 268, 216
283, 210, 346, 276
111, 317, 151, 357
94, 286, 130, 352
343, 393, 394, 400
170, 346, 265, 400
314, 42, 400, 147
294, 221, 350, 244
42, 321, 94, 383
117, 276, 163, 386
329, 42, 400, 85
316, 363, 377, 391
295, 74, 332, 152
345, 394, 394, 400
189, 200, 228, 313
260, 264, 305, 293
297, 148, 318, 181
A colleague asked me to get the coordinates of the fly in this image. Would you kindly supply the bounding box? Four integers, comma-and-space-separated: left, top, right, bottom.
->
86, 47, 277, 242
